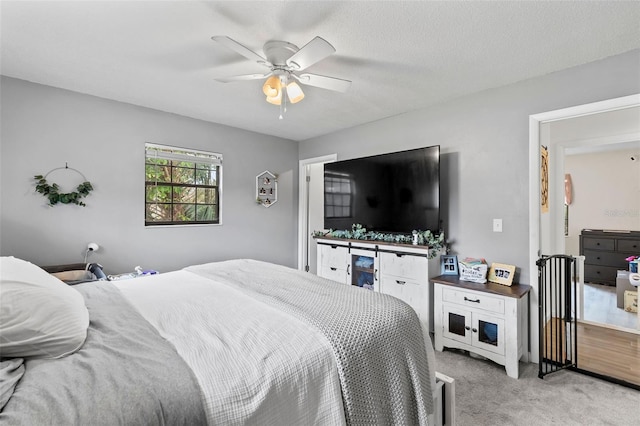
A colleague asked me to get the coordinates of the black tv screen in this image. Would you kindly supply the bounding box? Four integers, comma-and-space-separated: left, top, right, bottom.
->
324, 145, 440, 233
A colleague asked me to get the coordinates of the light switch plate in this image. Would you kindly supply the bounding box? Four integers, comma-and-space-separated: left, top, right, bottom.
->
493, 219, 503, 232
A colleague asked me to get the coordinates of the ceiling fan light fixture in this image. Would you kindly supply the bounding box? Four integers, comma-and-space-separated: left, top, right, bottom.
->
262, 75, 281, 97
286, 82, 304, 104
266, 91, 282, 105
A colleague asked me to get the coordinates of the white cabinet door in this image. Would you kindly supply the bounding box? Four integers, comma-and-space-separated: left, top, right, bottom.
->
442, 304, 472, 345
471, 312, 505, 356
441, 304, 505, 356
349, 248, 379, 291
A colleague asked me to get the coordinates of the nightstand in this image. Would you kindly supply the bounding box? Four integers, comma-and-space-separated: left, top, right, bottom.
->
42, 263, 107, 285
431, 274, 531, 378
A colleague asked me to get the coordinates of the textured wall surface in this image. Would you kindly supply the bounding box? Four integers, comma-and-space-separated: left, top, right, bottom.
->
1, 77, 299, 273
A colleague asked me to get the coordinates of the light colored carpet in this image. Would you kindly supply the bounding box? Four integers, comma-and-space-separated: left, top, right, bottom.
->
433, 348, 639, 426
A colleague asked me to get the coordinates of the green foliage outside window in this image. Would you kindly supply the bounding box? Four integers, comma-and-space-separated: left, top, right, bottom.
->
145, 146, 221, 225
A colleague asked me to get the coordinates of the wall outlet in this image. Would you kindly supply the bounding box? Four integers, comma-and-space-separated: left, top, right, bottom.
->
493, 219, 503, 232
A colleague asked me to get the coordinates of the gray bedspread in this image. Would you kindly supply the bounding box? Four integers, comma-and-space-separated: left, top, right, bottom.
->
0, 282, 207, 425
187, 259, 434, 426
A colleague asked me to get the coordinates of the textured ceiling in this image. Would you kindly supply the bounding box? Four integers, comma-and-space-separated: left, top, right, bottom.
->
2, 1, 640, 141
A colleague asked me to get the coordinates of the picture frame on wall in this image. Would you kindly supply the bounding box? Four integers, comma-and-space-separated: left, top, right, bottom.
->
488, 263, 516, 286
440, 255, 459, 276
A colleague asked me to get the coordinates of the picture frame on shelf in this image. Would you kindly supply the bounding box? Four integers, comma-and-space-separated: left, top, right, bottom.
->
440, 255, 458, 276
488, 263, 516, 286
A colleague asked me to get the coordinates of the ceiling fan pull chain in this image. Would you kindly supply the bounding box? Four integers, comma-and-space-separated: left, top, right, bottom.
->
279, 76, 288, 120
283, 84, 288, 113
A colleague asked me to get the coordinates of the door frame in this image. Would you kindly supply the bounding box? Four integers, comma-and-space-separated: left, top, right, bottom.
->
528, 93, 640, 362
297, 154, 337, 271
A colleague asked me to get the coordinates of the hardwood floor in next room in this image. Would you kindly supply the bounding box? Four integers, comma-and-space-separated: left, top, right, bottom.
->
543, 318, 640, 387
577, 322, 640, 387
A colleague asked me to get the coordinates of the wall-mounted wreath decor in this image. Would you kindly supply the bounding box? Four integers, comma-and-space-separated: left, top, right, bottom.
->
34, 164, 93, 207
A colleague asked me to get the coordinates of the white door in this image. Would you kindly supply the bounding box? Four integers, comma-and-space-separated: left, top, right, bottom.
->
298, 154, 337, 274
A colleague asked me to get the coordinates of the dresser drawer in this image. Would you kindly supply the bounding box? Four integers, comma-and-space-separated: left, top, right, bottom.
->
442, 287, 504, 314
319, 245, 347, 269
583, 249, 628, 269
319, 266, 348, 284
379, 252, 427, 281
584, 264, 619, 284
618, 239, 640, 252
380, 276, 427, 321
582, 237, 615, 251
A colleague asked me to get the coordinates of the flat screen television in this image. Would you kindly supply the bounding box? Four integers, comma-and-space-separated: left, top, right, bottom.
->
323, 145, 440, 234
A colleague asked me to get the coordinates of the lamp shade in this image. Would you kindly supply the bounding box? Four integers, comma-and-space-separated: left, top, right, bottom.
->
262, 76, 281, 97
286, 82, 305, 104
266, 92, 282, 105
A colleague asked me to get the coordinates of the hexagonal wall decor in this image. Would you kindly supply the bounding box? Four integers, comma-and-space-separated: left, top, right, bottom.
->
256, 171, 277, 207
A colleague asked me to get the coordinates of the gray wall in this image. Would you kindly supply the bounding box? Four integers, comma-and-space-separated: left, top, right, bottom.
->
0, 77, 299, 274
299, 49, 640, 285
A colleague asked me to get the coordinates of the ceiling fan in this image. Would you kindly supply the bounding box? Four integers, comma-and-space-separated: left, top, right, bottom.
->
211, 35, 351, 118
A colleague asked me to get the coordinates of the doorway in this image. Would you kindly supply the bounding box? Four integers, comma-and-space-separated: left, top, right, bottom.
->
529, 94, 640, 387
298, 154, 336, 274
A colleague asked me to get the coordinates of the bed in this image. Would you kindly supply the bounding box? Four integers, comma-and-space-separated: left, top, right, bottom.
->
0, 256, 452, 425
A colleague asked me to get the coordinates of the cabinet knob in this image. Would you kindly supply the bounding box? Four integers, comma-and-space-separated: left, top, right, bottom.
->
472, 328, 478, 333
330, 267, 337, 271
465, 326, 471, 331
396, 280, 406, 285
464, 297, 481, 303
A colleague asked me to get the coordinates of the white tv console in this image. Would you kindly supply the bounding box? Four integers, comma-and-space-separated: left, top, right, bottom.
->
315, 237, 455, 424
315, 237, 440, 332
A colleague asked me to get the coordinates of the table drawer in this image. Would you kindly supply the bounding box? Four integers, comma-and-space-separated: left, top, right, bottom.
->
583, 249, 628, 268
379, 252, 427, 281
618, 239, 640, 252
582, 237, 615, 251
442, 287, 504, 314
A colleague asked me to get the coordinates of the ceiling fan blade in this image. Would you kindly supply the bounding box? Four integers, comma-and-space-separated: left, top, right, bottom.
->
295, 73, 351, 93
211, 36, 271, 67
286, 36, 336, 71
215, 72, 272, 83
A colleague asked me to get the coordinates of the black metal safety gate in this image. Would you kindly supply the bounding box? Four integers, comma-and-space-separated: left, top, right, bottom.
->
537, 254, 578, 378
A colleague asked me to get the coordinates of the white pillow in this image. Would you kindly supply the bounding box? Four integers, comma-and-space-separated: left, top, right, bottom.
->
0, 256, 89, 359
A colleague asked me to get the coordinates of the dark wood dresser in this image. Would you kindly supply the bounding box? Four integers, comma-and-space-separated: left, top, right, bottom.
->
579, 229, 640, 286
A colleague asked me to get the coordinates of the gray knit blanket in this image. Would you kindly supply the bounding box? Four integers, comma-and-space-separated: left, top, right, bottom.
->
187, 259, 434, 425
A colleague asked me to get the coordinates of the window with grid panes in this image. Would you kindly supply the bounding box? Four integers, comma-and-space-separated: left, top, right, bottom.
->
324, 172, 352, 218
145, 143, 222, 226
